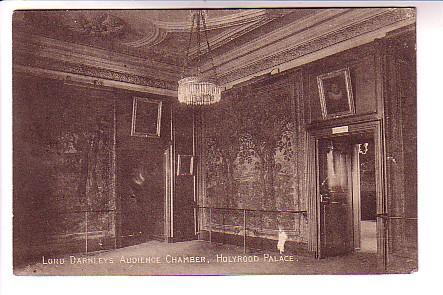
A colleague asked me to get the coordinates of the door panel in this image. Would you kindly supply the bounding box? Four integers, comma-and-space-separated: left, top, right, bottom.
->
318, 138, 353, 258
174, 174, 196, 241
118, 148, 165, 246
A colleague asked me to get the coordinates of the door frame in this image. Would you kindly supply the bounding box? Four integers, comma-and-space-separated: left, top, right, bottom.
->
351, 144, 362, 250
306, 120, 386, 264
164, 144, 174, 242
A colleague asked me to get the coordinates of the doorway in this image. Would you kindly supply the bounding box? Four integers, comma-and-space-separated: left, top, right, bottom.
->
352, 138, 377, 253
117, 148, 166, 247
309, 122, 385, 260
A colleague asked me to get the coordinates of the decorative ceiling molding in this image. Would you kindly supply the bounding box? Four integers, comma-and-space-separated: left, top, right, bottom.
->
203, 8, 415, 84
126, 9, 275, 55
14, 53, 178, 91
12, 8, 415, 95
122, 25, 168, 48
201, 8, 354, 72
13, 32, 181, 82
64, 12, 127, 38
124, 9, 272, 52
152, 9, 268, 32
14, 64, 177, 97
14, 11, 182, 65
13, 32, 180, 93
187, 16, 275, 58
224, 18, 415, 90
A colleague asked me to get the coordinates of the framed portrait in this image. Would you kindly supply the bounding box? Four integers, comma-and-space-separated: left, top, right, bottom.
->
317, 68, 355, 119
131, 97, 162, 138
177, 154, 194, 176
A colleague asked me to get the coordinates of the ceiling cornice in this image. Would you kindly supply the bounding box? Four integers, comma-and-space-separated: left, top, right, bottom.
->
14, 65, 177, 97
13, 32, 181, 82
202, 8, 360, 73
224, 18, 415, 90
13, 32, 180, 94
14, 51, 178, 91
204, 8, 415, 85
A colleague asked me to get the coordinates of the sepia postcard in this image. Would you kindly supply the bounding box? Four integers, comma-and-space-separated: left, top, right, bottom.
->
2, 1, 423, 283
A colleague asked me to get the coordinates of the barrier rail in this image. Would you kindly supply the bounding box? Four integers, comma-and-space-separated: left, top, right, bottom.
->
196, 206, 307, 253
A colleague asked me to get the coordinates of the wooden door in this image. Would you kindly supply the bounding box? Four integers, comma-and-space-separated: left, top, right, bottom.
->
318, 138, 354, 258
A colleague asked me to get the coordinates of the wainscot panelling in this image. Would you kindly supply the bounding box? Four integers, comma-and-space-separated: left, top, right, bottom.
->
381, 29, 417, 272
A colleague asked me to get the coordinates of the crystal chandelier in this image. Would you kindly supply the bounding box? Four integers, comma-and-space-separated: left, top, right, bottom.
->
177, 10, 221, 105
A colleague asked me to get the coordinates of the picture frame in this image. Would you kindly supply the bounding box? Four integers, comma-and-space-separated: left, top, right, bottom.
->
131, 97, 162, 138
317, 68, 355, 119
177, 154, 194, 176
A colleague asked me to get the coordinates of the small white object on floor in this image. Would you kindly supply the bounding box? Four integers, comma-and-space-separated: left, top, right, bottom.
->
277, 228, 288, 254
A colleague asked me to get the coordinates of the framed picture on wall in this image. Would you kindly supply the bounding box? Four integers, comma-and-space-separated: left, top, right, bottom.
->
131, 97, 162, 138
317, 68, 355, 119
177, 154, 194, 176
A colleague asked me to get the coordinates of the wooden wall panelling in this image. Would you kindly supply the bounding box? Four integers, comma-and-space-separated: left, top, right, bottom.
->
305, 43, 380, 128
375, 38, 390, 266
381, 29, 417, 272
302, 41, 388, 258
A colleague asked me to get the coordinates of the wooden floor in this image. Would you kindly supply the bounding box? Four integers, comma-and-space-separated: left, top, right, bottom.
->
14, 240, 384, 275
360, 221, 377, 253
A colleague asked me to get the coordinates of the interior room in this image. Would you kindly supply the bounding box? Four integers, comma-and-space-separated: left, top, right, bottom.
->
12, 8, 417, 275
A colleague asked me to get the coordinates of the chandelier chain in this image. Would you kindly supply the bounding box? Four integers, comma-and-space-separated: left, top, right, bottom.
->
182, 12, 196, 78
196, 11, 202, 76
202, 11, 219, 85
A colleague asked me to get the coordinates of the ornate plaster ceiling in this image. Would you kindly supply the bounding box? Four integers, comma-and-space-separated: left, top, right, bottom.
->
13, 8, 415, 90
14, 9, 295, 66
